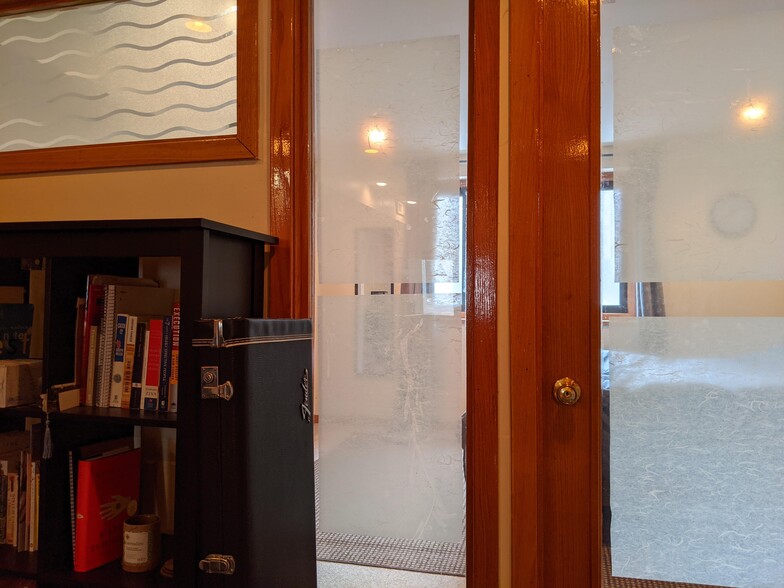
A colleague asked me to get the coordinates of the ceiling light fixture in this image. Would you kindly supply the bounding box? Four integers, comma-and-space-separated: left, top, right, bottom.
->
740, 100, 767, 123
406, 200, 417, 205
375, 182, 387, 187
364, 125, 387, 154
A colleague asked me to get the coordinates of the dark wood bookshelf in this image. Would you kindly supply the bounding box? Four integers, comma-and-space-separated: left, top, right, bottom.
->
55, 407, 177, 429
0, 219, 277, 587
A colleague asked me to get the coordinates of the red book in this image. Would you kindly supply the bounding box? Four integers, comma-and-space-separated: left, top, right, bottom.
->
142, 319, 163, 411
79, 283, 105, 405
74, 448, 141, 573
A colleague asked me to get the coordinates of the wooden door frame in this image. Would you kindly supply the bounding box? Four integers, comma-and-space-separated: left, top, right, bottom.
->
269, 0, 500, 585
509, 0, 602, 586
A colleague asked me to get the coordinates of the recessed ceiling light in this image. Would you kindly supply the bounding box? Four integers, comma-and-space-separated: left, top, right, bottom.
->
406, 200, 417, 205
376, 182, 387, 187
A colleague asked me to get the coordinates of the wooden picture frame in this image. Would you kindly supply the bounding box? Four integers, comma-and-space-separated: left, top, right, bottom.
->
0, 0, 258, 174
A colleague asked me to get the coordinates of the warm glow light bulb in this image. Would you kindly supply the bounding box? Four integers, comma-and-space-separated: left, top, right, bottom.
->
368, 128, 386, 143
741, 102, 766, 122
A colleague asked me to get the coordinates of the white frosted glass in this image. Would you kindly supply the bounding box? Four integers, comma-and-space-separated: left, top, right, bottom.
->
0, 0, 237, 151
613, 10, 784, 282
317, 295, 466, 543
607, 317, 784, 587
315, 36, 461, 285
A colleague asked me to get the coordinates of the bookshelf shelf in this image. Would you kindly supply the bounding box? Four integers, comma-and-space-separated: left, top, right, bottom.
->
0, 405, 44, 419
0, 545, 37, 578
55, 407, 177, 429
41, 560, 176, 588
0, 219, 277, 587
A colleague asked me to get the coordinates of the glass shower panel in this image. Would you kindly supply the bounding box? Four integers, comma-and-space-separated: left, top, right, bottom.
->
315, 2, 466, 553
601, 1, 784, 586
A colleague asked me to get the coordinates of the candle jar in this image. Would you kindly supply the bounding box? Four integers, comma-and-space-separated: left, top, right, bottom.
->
122, 514, 161, 573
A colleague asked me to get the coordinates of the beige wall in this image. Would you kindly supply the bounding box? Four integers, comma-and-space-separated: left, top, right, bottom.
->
664, 282, 784, 317
0, 5, 270, 235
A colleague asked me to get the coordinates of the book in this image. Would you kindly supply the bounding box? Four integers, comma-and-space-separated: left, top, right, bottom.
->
142, 319, 163, 411
26, 457, 35, 552
120, 316, 137, 410
0, 359, 42, 408
80, 275, 158, 405
0, 475, 6, 544
68, 436, 134, 562
6, 472, 17, 546
52, 384, 81, 413
74, 298, 85, 386
129, 323, 147, 411
15, 453, 25, 551
109, 314, 129, 408
0, 304, 34, 360
157, 316, 173, 412
74, 447, 141, 572
168, 304, 180, 414
31, 463, 39, 552
85, 325, 98, 406
95, 285, 117, 408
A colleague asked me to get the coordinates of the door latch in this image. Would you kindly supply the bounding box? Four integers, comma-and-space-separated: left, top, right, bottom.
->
553, 377, 582, 406
199, 554, 236, 575
201, 366, 234, 401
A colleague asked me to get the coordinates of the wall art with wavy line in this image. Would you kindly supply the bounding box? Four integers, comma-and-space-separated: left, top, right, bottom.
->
0, 0, 239, 152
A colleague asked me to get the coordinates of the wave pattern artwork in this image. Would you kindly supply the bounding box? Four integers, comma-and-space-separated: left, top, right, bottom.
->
0, 0, 239, 152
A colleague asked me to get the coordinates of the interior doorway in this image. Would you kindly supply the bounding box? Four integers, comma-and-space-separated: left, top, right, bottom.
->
311, 0, 469, 580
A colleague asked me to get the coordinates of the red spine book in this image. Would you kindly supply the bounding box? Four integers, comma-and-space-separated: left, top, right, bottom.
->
73, 448, 141, 573
142, 319, 163, 411
79, 283, 105, 405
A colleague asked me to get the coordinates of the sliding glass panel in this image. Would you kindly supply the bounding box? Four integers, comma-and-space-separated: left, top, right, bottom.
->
314, 0, 467, 576
601, 2, 784, 586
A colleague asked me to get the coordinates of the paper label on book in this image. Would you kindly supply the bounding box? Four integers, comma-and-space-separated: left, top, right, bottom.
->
123, 530, 149, 564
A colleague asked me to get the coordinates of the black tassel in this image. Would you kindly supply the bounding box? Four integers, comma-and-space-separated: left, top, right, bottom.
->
42, 413, 53, 460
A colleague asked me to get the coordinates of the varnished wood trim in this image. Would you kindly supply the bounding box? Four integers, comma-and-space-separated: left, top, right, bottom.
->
510, 0, 601, 585
0, 0, 258, 174
275, 0, 500, 582
589, 1, 602, 586
268, 0, 311, 319
509, 0, 544, 583
237, 0, 260, 157
467, 0, 500, 585
0, 136, 253, 176
0, 0, 103, 16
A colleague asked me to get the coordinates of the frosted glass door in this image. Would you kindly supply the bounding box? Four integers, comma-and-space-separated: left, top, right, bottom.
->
314, 0, 467, 556
601, 2, 784, 587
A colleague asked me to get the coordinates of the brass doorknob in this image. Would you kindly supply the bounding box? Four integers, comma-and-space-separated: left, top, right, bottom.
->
553, 377, 581, 406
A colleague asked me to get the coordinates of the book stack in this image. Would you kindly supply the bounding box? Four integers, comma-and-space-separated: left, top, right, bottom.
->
79, 275, 180, 413
0, 427, 43, 553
